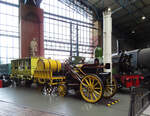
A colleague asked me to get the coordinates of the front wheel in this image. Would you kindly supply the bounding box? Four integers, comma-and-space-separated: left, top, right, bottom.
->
80, 74, 103, 103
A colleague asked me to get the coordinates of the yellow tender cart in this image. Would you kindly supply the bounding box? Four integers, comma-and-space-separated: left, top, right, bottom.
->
11, 57, 39, 80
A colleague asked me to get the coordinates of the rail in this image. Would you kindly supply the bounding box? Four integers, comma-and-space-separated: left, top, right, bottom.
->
128, 87, 150, 116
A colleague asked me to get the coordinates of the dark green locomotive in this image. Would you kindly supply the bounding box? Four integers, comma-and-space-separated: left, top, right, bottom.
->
0, 64, 11, 79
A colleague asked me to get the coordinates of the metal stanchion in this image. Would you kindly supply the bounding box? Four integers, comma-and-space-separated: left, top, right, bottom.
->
128, 87, 136, 116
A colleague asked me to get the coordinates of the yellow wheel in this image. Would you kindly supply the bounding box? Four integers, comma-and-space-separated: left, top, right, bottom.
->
103, 76, 117, 98
80, 74, 103, 103
58, 84, 67, 97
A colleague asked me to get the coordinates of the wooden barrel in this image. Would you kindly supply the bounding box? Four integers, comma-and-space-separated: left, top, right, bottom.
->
36, 58, 62, 72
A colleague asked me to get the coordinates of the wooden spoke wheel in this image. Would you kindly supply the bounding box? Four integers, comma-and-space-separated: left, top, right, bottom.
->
58, 84, 67, 97
103, 76, 117, 98
80, 74, 103, 103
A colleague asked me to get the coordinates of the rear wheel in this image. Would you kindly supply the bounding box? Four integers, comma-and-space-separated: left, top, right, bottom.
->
80, 74, 103, 103
103, 76, 117, 98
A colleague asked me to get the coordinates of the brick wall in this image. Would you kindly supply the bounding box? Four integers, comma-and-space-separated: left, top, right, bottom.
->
92, 21, 102, 47
21, 4, 44, 58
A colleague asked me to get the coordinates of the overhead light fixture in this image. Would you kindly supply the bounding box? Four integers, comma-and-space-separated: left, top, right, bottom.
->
142, 16, 146, 20
132, 30, 135, 33
108, 8, 111, 11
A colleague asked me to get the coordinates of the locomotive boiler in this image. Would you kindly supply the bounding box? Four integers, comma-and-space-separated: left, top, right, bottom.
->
112, 48, 150, 75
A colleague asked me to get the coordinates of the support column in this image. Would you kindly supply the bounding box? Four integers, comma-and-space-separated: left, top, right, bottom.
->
76, 25, 79, 57
103, 9, 112, 74
70, 23, 72, 57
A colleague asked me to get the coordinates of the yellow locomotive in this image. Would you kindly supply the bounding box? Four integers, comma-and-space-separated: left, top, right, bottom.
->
10, 57, 117, 103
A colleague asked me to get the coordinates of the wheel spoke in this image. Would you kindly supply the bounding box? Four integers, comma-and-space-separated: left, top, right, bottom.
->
107, 87, 113, 91
82, 82, 88, 87
106, 89, 113, 94
94, 90, 101, 95
106, 88, 113, 94
87, 91, 90, 98
85, 79, 90, 86
90, 93, 93, 100
94, 82, 98, 87
104, 90, 109, 96
92, 79, 95, 85
92, 92, 97, 100
89, 78, 92, 85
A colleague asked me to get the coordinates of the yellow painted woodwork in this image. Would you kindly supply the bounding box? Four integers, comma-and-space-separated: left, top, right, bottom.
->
11, 57, 39, 79
34, 58, 65, 85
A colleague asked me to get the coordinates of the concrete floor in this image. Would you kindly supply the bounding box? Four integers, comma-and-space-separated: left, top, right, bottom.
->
0, 87, 130, 116
0, 101, 59, 116
141, 105, 150, 116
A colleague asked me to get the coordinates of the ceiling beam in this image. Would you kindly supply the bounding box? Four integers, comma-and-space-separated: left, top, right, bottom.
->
113, 0, 139, 25
78, 0, 100, 20
22, 0, 42, 7
123, 2, 150, 33
114, 19, 150, 35
93, 0, 102, 6
60, 0, 93, 16
114, 13, 150, 30
113, 0, 150, 36
113, 4, 150, 21
36, 0, 42, 7
132, 3, 150, 22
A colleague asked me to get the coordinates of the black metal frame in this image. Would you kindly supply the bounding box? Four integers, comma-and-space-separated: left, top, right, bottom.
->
129, 87, 150, 116
41, 0, 98, 61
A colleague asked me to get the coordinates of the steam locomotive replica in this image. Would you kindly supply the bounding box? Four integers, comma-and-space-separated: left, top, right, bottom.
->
0, 57, 117, 103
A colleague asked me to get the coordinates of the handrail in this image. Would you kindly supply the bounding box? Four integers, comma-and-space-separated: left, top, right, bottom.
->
128, 87, 150, 116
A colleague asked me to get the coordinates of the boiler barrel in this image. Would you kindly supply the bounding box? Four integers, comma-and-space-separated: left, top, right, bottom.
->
36, 58, 62, 72
138, 48, 150, 69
